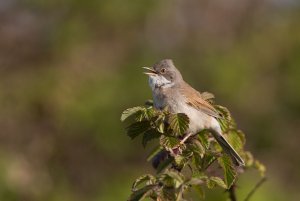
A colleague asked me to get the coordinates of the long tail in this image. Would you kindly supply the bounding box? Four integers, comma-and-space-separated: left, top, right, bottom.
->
210, 129, 245, 166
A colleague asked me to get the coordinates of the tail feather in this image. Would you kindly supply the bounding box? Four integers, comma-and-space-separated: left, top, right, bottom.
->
210, 130, 245, 166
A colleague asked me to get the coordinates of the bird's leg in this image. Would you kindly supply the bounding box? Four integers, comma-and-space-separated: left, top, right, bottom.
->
168, 133, 193, 156
167, 133, 194, 157
180, 132, 193, 144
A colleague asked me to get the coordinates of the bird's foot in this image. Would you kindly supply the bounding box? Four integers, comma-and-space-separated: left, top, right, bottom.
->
167, 133, 193, 157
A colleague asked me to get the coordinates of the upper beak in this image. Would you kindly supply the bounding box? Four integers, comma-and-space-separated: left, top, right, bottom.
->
142, 67, 157, 76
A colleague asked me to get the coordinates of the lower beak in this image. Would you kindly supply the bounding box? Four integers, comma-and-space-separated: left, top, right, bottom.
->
142, 67, 157, 76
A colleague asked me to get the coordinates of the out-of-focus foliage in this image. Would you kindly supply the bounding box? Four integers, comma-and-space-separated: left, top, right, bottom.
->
121, 102, 265, 200
0, 0, 300, 200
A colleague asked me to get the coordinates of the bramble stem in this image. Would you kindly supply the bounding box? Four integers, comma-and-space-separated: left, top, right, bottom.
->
244, 177, 267, 201
228, 185, 237, 201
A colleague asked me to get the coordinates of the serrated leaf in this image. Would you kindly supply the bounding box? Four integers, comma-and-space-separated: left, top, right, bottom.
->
168, 113, 189, 136
214, 105, 232, 121
192, 154, 202, 170
174, 155, 189, 168
200, 153, 217, 170
126, 121, 151, 139
218, 155, 237, 189
209, 177, 227, 189
121, 106, 144, 122
198, 131, 210, 149
226, 129, 244, 151
162, 170, 184, 188
132, 174, 156, 191
189, 139, 205, 158
215, 105, 237, 131
160, 136, 180, 149
135, 107, 155, 122
142, 129, 161, 147
154, 114, 166, 133
129, 185, 156, 201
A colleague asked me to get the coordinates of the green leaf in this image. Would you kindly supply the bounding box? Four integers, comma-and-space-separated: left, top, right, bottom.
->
174, 155, 184, 166
168, 113, 189, 136
198, 131, 210, 149
129, 185, 156, 201
142, 129, 161, 147
174, 155, 189, 168
218, 155, 237, 189
121, 106, 144, 122
160, 136, 180, 149
214, 105, 232, 122
215, 105, 237, 131
135, 107, 155, 122
126, 121, 151, 139
226, 129, 244, 151
162, 170, 184, 188
200, 153, 217, 170
132, 174, 156, 191
208, 177, 227, 189
154, 114, 166, 133
188, 139, 205, 158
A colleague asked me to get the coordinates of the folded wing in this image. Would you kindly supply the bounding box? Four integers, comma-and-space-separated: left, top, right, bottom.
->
180, 82, 222, 119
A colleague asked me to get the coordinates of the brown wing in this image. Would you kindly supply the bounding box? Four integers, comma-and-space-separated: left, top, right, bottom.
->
180, 82, 221, 118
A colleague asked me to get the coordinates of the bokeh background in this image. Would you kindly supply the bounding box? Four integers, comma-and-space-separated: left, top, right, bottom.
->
1, 0, 300, 200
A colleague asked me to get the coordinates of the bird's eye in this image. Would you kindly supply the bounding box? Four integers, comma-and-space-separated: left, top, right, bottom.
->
161, 68, 166, 74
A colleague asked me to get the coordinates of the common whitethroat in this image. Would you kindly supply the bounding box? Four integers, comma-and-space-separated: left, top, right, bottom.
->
143, 59, 245, 166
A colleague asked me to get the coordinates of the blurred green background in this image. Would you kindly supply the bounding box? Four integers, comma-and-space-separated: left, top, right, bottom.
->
1, 0, 300, 200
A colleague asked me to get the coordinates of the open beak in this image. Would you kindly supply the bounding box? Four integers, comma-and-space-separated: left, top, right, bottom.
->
142, 67, 157, 76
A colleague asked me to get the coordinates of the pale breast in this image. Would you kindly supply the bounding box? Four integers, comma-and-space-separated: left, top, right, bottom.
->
150, 82, 220, 134
163, 90, 218, 134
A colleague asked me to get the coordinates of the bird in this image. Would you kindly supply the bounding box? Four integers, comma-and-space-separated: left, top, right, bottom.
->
143, 59, 245, 166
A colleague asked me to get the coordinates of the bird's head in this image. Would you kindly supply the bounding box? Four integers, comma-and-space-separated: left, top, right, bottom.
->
143, 59, 183, 90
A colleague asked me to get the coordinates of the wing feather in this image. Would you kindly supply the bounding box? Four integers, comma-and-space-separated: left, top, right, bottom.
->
180, 82, 221, 118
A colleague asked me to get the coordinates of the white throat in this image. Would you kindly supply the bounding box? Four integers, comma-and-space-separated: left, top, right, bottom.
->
148, 75, 174, 90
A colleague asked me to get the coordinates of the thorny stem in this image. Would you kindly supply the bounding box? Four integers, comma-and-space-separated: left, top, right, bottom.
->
244, 177, 267, 201
228, 185, 237, 201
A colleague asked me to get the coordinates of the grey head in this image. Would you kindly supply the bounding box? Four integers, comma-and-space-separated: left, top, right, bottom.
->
143, 59, 183, 90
